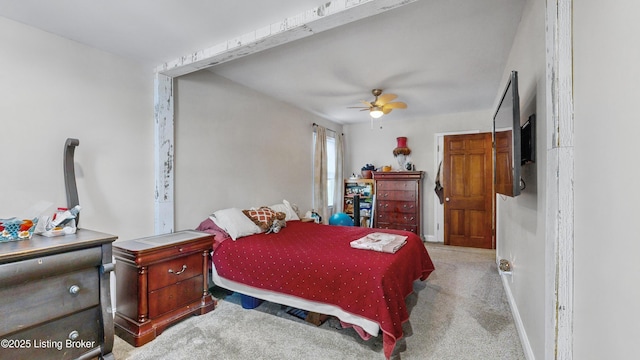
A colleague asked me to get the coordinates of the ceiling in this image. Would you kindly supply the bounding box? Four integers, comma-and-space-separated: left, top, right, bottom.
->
0, 0, 526, 124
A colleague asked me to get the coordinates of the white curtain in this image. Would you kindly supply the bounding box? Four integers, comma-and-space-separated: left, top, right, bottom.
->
314, 125, 345, 223
332, 132, 344, 214
313, 126, 328, 223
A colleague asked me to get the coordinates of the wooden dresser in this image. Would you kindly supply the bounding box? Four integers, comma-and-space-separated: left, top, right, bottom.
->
373, 171, 425, 237
0, 229, 117, 360
113, 230, 216, 346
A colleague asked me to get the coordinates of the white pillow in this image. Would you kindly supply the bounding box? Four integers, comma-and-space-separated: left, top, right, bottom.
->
269, 203, 290, 219
283, 200, 300, 220
210, 208, 262, 240
269, 200, 300, 221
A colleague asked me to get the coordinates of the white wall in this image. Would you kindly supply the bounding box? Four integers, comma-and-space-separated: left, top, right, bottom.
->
494, 0, 546, 358
573, 1, 640, 359
173, 70, 340, 230
344, 110, 491, 239
0, 17, 155, 241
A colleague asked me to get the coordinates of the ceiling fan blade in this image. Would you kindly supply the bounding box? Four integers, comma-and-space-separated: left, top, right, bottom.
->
375, 93, 398, 106
382, 107, 393, 114
360, 100, 373, 107
383, 101, 407, 109
347, 106, 370, 109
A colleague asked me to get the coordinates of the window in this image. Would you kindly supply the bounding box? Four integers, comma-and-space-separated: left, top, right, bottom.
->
313, 131, 338, 208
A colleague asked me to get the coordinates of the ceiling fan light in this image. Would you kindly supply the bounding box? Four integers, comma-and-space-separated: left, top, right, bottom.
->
370, 107, 384, 118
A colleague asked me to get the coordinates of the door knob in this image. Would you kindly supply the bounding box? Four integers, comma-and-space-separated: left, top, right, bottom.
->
445, 197, 450, 202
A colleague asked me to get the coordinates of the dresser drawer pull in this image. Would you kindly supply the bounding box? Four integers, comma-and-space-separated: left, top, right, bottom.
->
68, 330, 79, 340
69, 284, 81, 295
168, 265, 187, 275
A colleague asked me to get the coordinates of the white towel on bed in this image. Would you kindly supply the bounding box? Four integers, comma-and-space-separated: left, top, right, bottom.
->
350, 232, 408, 253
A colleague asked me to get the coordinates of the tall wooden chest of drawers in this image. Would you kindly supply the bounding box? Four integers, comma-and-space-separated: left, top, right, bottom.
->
113, 230, 216, 347
373, 171, 425, 237
0, 229, 117, 360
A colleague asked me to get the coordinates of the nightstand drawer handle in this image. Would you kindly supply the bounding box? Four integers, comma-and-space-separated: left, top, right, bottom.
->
68, 330, 79, 340
168, 265, 187, 275
69, 285, 80, 295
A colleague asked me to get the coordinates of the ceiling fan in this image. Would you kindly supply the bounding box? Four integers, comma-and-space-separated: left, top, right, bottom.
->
349, 89, 408, 118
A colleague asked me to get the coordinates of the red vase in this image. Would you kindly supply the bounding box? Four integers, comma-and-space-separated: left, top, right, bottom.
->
396, 137, 408, 148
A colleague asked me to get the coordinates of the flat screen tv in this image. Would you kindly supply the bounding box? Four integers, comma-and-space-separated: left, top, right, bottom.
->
493, 71, 521, 197
521, 114, 536, 165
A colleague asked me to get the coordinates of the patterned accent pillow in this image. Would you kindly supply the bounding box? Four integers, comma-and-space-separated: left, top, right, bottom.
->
243, 207, 280, 231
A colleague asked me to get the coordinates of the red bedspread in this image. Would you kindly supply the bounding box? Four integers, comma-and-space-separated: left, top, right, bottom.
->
212, 220, 435, 359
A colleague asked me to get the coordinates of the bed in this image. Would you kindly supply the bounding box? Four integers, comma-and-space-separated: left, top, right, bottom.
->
196, 205, 435, 359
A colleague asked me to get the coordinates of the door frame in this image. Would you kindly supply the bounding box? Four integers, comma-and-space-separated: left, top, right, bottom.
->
433, 129, 480, 243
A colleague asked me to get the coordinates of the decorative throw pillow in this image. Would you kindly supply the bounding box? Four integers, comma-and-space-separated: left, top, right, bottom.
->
243, 207, 279, 231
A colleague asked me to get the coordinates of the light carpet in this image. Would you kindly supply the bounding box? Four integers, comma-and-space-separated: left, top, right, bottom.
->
112, 243, 526, 360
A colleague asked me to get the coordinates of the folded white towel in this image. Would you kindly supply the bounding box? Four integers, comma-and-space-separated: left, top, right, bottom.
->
350, 232, 408, 253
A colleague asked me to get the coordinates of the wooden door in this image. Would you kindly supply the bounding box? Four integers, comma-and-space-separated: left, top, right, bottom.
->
443, 133, 493, 249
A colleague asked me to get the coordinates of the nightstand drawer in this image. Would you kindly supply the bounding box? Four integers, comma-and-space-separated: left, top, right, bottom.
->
3, 306, 101, 360
148, 275, 204, 318
0, 268, 99, 337
148, 252, 204, 291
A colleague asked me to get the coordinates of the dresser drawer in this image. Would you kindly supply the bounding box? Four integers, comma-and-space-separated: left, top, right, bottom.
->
2, 306, 101, 360
376, 212, 418, 225
375, 222, 418, 234
0, 247, 102, 287
0, 268, 99, 337
148, 275, 204, 318
377, 200, 417, 213
148, 252, 204, 291
376, 180, 417, 191
377, 190, 416, 202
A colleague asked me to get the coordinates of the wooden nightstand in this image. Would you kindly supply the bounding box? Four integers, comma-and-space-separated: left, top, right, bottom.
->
113, 230, 216, 346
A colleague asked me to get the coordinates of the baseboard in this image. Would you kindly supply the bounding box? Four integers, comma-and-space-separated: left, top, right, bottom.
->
424, 235, 439, 243
500, 273, 536, 360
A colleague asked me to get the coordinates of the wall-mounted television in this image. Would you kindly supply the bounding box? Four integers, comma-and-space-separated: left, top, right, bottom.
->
521, 114, 536, 165
493, 70, 521, 197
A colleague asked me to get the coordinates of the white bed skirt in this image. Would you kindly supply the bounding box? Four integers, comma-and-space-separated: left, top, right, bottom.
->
210, 261, 380, 337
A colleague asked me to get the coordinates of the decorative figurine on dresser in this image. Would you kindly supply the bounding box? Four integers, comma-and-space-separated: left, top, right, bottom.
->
373, 171, 425, 238
0, 229, 118, 360
113, 230, 216, 347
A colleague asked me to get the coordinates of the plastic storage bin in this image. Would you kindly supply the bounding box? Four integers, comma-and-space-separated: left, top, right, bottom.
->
240, 294, 263, 309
